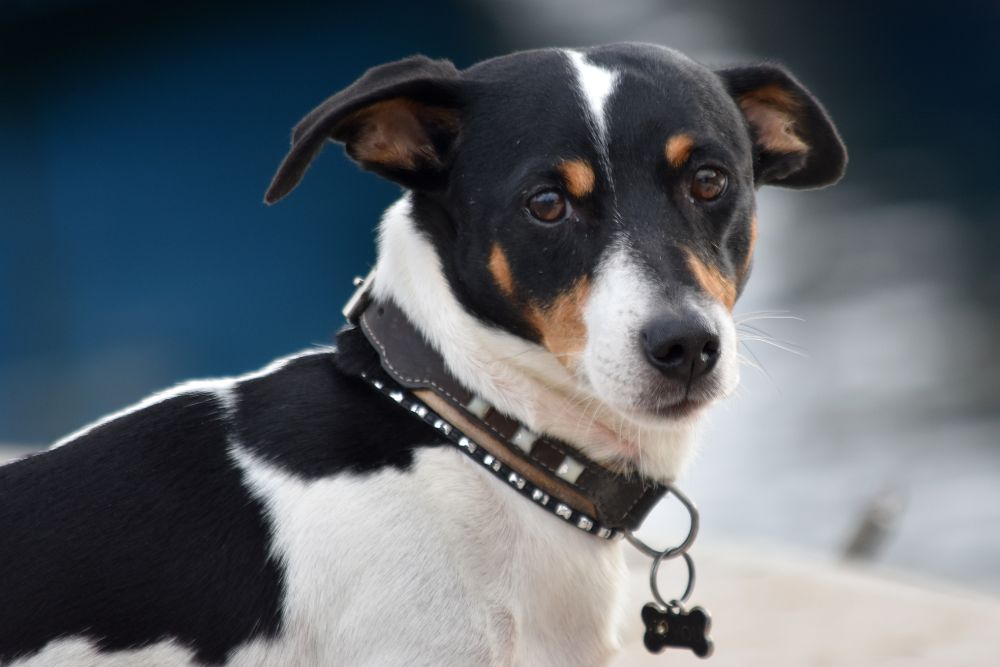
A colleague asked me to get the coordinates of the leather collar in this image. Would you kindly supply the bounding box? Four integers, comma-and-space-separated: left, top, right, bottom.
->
352, 290, 667, 539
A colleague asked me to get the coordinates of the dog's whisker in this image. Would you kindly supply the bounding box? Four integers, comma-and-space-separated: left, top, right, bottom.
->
734, 309, 803, 324
736, 352, 765, 374
737, 342, 780, 391
736, 322, 804, 345
738, 335, 808, 358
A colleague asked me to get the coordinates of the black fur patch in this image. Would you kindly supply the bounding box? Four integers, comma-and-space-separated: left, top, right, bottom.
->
0, 391, 282, 665
0, 334, 444, 664
234, 334, 447, 478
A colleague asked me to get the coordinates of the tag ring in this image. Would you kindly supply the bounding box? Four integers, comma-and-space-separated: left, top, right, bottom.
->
624, 482, 700, 560
650, 551, 696, 610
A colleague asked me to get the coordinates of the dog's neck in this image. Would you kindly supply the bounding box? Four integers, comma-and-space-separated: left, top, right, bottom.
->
371, 196, 698, 482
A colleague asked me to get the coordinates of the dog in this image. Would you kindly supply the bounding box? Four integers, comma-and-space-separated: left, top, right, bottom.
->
0, 43, 844, 666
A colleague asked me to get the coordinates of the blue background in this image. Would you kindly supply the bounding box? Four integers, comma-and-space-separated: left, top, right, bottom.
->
0, 1, 496, 443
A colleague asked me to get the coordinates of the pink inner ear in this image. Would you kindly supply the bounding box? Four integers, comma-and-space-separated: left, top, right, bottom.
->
738, 86, 810, 155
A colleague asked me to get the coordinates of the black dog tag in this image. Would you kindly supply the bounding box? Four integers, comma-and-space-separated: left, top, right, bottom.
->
641, 603, 714, 658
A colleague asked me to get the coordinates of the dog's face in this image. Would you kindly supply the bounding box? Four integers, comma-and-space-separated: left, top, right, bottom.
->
267, 44, 845, 430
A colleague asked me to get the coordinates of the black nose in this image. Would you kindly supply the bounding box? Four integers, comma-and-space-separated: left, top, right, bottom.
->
642, 316, 721, 383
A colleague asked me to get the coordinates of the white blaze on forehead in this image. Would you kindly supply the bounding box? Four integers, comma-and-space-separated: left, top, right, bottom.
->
564, 50, 617, 144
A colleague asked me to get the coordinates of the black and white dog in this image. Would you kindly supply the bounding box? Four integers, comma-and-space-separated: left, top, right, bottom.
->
0, 44, 844, 666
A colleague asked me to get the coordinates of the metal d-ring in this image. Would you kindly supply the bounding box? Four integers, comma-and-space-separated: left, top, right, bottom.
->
624, 482, 700, 560
650, 551, 696, 610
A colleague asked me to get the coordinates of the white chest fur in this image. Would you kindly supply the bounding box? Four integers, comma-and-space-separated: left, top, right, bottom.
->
229, 445, 628, 667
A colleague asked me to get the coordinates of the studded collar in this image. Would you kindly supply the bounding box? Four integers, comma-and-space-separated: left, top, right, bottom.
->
346, 275, 667, 539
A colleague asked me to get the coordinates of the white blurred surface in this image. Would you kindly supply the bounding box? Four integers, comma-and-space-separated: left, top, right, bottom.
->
613, 545, 1000, 666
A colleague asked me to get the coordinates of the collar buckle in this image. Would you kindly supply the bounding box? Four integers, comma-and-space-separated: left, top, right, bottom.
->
342, 269, 376, 324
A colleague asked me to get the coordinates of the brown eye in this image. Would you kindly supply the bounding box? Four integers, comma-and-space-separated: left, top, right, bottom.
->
690, 167, 728, 201
527, 190, 568, 223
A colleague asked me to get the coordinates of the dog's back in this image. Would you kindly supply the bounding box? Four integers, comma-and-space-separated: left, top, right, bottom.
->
0, 343, 445, 665
0, 381, 282, 662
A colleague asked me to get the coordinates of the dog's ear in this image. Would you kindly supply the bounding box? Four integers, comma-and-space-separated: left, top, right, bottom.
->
265, 56, 463, 203
716, 65, 846, 189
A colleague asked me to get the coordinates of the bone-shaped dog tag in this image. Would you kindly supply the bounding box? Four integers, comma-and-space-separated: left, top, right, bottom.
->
641, 603, 714, 658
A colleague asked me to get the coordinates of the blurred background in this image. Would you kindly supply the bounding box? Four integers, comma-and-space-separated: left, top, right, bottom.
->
2, 0, 998, 660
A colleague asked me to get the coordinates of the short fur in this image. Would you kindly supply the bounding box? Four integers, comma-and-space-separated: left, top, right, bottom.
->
1, 43, 844, 666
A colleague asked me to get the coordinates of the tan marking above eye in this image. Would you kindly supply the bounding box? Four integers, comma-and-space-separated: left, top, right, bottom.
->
665, 133, 695, 168
685, 248, 737, 311
525, 278, 591, 370
737, 85, 809, 155
557, 159, 596, 198
488, 244, 515, 297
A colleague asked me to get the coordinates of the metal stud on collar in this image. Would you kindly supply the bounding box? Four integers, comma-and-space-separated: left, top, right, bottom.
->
361, 371, 620, 540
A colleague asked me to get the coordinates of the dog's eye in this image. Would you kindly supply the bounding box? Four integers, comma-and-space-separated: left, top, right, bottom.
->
690, 168, 727, 202
527, 190, 569, 223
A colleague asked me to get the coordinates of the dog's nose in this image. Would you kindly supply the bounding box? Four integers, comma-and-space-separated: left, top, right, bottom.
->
642, 316, 721, 382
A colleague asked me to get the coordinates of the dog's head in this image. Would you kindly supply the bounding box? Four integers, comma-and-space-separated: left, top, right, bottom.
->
267, 44, 845, 474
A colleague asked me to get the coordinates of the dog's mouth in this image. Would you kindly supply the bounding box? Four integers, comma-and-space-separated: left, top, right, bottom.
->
643, 397, 710, 420
608, 395, 713, 430
570, 365, 718, 427
581, 372, 717, 424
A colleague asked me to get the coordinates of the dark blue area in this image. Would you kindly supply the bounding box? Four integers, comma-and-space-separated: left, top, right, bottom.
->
0, 1, 496, 443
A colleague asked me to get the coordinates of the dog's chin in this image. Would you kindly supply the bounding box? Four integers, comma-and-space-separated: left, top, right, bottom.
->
540, 359, 727, 476
563, 383, 708, 469
571, 395, 705, 479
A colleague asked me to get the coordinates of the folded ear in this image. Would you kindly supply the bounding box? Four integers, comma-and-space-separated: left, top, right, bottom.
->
716, 64, 846, 189
265, 56, 463, 204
